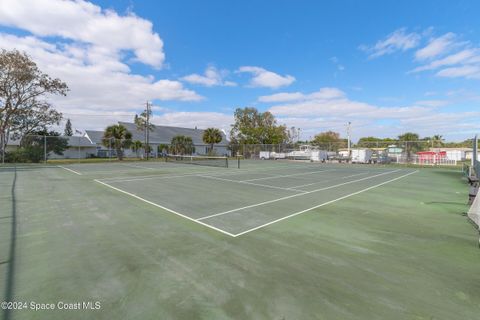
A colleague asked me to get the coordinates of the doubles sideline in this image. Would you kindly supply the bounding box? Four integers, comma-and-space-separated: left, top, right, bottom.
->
232, 170, 419, 237
94, 168, 417, 237
197, 169, 403, 221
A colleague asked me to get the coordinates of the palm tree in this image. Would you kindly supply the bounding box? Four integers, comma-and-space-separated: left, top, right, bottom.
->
432, 134, 444, 148
102, 124, 132, 160
131, 140, 143, 158
398, 132, 420, 160
171, 135, 195, 155
202, 128, 223, 155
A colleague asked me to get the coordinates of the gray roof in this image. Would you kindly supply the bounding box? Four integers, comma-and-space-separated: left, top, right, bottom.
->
65, 136, 96, 147
7, 135, 95, 147
85, 130, 105, 145
87, 123, 228, 146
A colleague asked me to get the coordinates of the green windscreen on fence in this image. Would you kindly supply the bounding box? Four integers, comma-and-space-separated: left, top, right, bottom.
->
473, 135, 480, 179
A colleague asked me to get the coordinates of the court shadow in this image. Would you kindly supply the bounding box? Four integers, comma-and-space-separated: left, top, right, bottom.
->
2, 168, 17, 320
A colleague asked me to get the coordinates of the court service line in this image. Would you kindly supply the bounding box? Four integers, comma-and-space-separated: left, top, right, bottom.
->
198, 175, 306, 193
57, 165, 82, 175
99, 171, 227, 183
93, 179, 236, 237
290, 171, 370, 189
241, 169, 334, 182
232, 170, 419, 237
98, 163, 333, 183
197, 169, 402, 221
121, 163, 156, 170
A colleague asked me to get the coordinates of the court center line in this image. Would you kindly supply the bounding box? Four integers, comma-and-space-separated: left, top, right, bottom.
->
198, 175, 306, 193
93, 179, 236, 237
121, 163, 156, 170
290, 171, 370, 189
241, 169, 334, 182
197, 169, 402, 221
57, 165, 82, 175
98, 163, 335, 183
232, 170, 419, 237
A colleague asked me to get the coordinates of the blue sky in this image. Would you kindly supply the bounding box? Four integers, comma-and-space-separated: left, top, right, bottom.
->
0, 0, 479, 141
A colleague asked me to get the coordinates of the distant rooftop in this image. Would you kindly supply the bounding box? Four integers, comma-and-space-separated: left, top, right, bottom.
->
85, 122, 228, 146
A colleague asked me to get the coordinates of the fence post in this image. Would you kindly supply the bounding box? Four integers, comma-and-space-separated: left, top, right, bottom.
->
44, 134, 47, 164
1, 132, 4, 164
78, 136, 81, 163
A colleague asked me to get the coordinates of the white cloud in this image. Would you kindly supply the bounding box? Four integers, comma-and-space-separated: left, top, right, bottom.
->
258, 87, 479, 140
360, 28, 420, 58
0, 2, 203, 119
0, 0, 165, 68
181, 66, 236, 87
436, 65, 480, 79
153, 112, 233, 134
57, 110, 234, 135
413, 100, 449, 107
411, 39, 480, 79
414, 32, 456, 60
259, 88, 345, 103
410, 49, 478, 73
237, 66, 295, 89
258, 92, 306, 103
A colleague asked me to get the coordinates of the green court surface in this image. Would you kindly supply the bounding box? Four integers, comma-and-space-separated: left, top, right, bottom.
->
1, 160, 479, 319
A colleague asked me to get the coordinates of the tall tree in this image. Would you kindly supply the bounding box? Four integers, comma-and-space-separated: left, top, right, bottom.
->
312, 131, 346, 151
202, 128, 223, 154
8, 130, 69, 163
230, 107, 288, 144
134, 103, 155, 159
171, 135, 195, 155
398, 132, 420, 160
0, 49, 68, 161
102, 124, 132, 160
432, 134, 444, 148
287, 126, 300, 144
64, 118, 73, 136
356, 136, 396, 148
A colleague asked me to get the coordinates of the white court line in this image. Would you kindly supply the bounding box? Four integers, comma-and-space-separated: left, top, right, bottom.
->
57, 165, 82, 175
197, 169, 402, 221
98, 163, 331, 183
242, 169, 334, 182
198, 175, 306, 193
232, 170, 419, 237
121, 163, 156, 170
101, 171, 224, 183
94, 179, 236, 237
290, 171, 369, 189
0, 165, 55, 169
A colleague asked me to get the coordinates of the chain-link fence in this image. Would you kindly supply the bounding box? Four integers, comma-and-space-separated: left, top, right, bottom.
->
0, 134, 476, 166
229, 140, 475, 166
0, 134, 232, 163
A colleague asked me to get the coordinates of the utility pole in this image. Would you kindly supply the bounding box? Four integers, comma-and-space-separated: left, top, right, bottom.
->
347, 121, 351, 158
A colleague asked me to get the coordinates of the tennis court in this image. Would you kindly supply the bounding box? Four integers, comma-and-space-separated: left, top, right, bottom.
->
55, 159, 417, 237
2, 159, 480, 319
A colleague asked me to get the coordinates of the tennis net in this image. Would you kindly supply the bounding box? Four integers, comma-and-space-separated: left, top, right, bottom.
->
165, 154, 230, 168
